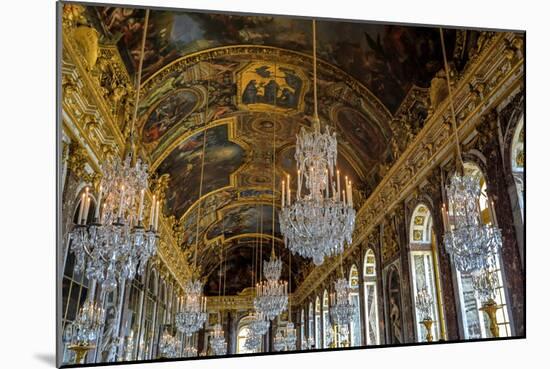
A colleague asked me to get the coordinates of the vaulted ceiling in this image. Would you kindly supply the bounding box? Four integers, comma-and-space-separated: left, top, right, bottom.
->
85, 5, 482, 295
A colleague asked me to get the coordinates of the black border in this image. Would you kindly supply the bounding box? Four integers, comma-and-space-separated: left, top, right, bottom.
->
56, 1, 527, 368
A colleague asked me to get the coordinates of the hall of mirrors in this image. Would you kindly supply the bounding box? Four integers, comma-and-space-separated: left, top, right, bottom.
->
58, 3, 525, 365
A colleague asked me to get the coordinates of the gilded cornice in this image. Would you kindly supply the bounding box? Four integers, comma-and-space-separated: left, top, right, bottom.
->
292, 31, 524, 304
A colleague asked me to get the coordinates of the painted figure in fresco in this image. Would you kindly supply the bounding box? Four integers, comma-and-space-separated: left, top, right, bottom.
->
389, 296, 402, 344
241, 65, 302, 109
142, 90, 198, 143
242, 80, 259, 104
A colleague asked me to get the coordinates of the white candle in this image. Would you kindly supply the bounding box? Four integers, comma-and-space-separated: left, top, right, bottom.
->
149, 195, 156, 229
84, 197, 91, 224
78, 193, 85, 225
344, 176, 349, 205
342, 190, 346, 207
94, 185, 102, 221
83, 187, 90, 222
138, 189, 145, 222
286, 174, 291, 205
337, 170, 341, 201
154, 200, 160, 231
118, 185, 125, 219
282, 180, 285, 208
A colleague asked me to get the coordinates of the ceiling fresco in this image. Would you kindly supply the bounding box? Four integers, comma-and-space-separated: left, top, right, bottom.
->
206, 203, 281, 242
156, 123, 246, 218
202, 239, 305, 296
89, 6, 480, 113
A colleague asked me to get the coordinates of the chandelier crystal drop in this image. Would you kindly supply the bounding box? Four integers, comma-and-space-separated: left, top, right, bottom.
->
415, 287, 434, 321
63, 298, 106, 347
176, 280, 208, 336
254, 251, 288, 321
442, 173, 502, 274
329, 278, 356, 327
158, 329, 180, 358
210, 323, 227, 356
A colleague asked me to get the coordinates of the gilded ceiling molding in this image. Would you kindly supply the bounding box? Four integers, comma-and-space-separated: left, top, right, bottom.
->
62, 25, 128, 154
292, 31, 524, 305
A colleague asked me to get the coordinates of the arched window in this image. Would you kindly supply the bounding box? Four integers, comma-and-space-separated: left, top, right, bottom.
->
308, 302, 314, 348
510, 118, 524, 221
363, 249, 380, 345
451, 163, 512, 338
300, 309, 305, 350
315, 296, 322, 348
322, 290, 330, 348
348, 265, 361, 346
61, 192, 96, 364
409, 204, 441, 342
236, 315, 260, 354
138, 269, 158, 360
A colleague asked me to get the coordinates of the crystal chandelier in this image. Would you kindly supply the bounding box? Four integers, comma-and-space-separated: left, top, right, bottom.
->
273, 322, 297, 352
63, 298, 106, 348
210, 323, 227, 356
284, 322, 297, 351
244, 329, 262, 351
176, 280, 207, 336
472, 258, 500, 304
158, 328, 180, 359
69, 9, 158, 292
69, 157, 158, 291
182, 344, 198, 358
273, 330, 286, 352
305, 336, 315, 350
254, 250, 288, 321
279, 19, 355, 266
415, 287, 434, 321
325, 324, 334, 347
329, 278, 356, 327
248, 312, 270, 336
437, 28, 502, 275
442, 173, 502, 274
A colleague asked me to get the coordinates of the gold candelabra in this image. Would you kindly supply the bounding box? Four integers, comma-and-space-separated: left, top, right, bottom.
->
421, 318, 434, 342
68, 344, 95, 364
479, 299, 501, 338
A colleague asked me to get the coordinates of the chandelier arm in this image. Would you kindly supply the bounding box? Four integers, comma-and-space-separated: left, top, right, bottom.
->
129, 9, 150, 139
193, 57, 211, 270
439, 28, 464, 172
